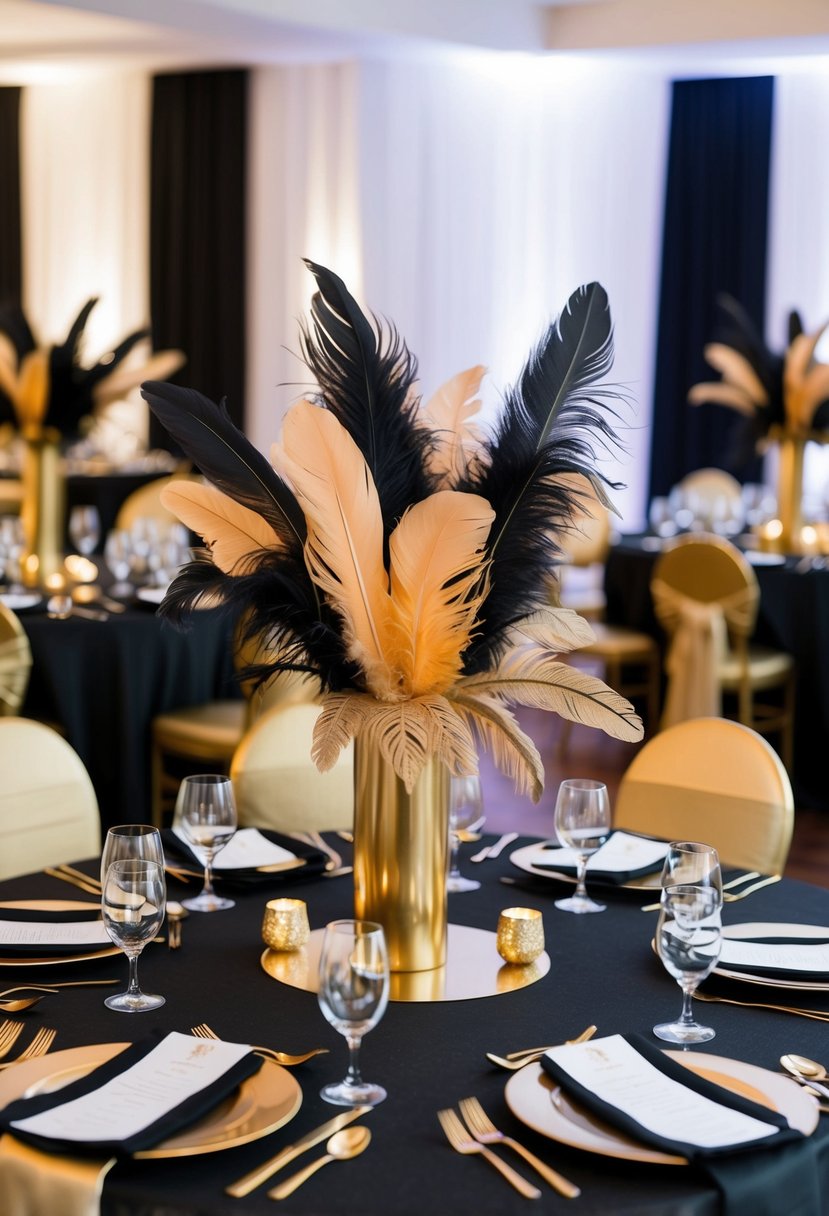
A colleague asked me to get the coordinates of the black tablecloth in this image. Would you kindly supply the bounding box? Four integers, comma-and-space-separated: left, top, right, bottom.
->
604, 537, 829, 812
20, 605, 238, 828
0, 841, 827, 1215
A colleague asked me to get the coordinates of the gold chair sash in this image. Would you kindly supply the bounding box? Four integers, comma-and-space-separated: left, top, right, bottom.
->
0, 1134, 115, 1216
0, 634, 32, 715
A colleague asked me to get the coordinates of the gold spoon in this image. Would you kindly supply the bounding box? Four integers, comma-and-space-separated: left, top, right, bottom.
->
780, 1054, 829, 1100
268, 1127, 371, 1200
0, 995, 49, 1012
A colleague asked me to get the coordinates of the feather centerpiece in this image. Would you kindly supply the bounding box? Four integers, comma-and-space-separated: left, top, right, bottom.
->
141, 262, 643, 797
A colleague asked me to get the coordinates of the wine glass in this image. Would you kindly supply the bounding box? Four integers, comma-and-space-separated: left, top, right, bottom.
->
102, 858, 166, 1012
68, 506, 101, 556
104, 529, 134, 597
447, 774, 484, 893
174, 774, 237, 912
660, 841, 723, 907
318, 919, 389, 1107
100, 824, 164, 887
654, 883, 722, 1044
553, 778, 611, 914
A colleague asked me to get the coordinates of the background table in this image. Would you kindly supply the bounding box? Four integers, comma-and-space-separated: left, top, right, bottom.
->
66, 469, 169, 552
604, 536, 829, 812
0, 839, 827, 1215
20, 602, 238, 828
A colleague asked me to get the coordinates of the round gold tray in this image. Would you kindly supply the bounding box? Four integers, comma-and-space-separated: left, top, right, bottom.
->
261, 923, 550, 1003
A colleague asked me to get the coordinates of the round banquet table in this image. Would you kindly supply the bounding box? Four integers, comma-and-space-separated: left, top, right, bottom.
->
0, 838, 827, 1216
604, 535, 829, 813
19, 600, 238, 829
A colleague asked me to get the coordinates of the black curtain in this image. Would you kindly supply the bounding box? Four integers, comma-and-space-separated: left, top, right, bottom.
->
0, 88, 22, 307
648, 77, 774, 499
150, 70, 247, 449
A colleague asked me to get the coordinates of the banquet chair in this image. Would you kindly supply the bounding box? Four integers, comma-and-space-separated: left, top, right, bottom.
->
651, 534, 794, 769
0, 718, 101, 880
0, 601, 32, 716
614, 717, 793, 874
230, 702, 353, 833
676, 468, 743, 529
114, 471, 200, 537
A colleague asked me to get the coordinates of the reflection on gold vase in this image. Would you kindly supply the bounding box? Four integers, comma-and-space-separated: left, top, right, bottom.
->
20, 430, 65, 588
353, 742, 449, 973
775, 434, 805, 554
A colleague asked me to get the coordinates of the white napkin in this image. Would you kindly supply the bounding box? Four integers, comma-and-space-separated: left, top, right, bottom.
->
172, 827, 296, 870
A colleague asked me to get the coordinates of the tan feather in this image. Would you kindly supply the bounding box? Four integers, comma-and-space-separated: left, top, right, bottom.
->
15, 349, 49, 430
784, 331, 829, 434
456, 645, 643, 742
389, 490, 493, 696
273, 400, 398, 700
507, 608, 595, 653
687, 382, 757, 416
703, 343, 768, 405
449, 689, 544, 802
311, 692, 368, 772
160, 480, 280, 574
419, 365, 487, 486
92, 349, 186, 407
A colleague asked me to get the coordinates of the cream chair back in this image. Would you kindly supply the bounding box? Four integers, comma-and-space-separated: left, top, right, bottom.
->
114, 473, 200, 536
231, 702, 353, 833
614, 717, 793, 875
0, 719, 101, 880
0, 603, 32, 716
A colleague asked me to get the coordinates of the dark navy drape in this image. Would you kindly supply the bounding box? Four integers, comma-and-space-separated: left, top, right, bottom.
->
0, 87, 21, 307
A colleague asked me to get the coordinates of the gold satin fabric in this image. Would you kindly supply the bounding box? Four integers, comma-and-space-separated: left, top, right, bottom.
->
0, 1134, 116, 1216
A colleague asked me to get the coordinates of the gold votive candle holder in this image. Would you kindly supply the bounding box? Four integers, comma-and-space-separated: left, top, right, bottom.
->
496, 907, 544, 964
262, 899, 310, 952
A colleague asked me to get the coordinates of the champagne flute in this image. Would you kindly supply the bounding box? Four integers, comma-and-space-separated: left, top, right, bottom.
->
318, 919, 389, 1107
553, 778, 611, 914
102, 858, 166, 1012
174, 774, 237, 912
100, 824, 164, 887
654, 883, 722, 1044
447, 774, 484, 893
660, 841, 723, 907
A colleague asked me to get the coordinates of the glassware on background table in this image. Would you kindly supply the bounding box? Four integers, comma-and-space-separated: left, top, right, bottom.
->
318, 919, 389, 1107
660, 841, 723, 907
104, 529, 134, 597
100, 824, 165, 886
648, 496, 677, 538
654, 883, 722, 1044
553, 778, 611, 914
0, 516, 25, 593
102, 858, 166, 1012
447, 774, 484, 893
68, 505, 101, 557
174, 774, 237, 912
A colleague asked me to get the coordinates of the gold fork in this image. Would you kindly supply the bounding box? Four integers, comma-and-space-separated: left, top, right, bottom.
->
190, 1023, 328, 1066
437, 1108, 541, 1199
694, 992, 829, 1021
0, 1020, 25, 1061
459, 1096, 580, 1197
641, 873, 781, 912
486, 1025, 597, 1071
0, 1026, 57, 1070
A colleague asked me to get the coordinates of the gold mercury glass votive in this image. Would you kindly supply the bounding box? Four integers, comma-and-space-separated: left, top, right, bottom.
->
496, 907, 545, 964
262, 899, 310, 952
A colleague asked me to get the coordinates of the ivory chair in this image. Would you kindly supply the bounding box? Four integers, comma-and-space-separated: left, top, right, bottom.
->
614, 717, 793, 874
676, 468, 743, 530
0, 602, 32, 716
0, 718, 101, 880
230, 702, 353, 833
651, 534, 794, 769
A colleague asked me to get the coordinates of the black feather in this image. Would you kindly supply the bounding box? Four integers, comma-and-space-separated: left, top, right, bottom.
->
84, 327, 152, 392
300, 260, 430, 532
461, 283, 622, 673
140, 381, 307, 554
712, 295, 784, 433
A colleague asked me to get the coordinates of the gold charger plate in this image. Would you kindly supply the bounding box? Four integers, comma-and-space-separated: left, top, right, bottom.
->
715, 922, 829, 992
508, 842, 661, 892
0, 901, 120, 967
0, 1042, 302, 1158
505, 1052, 818, 1165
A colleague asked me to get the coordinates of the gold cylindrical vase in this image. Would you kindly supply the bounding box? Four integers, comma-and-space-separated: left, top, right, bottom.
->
776, 434, 805, 554
353, 741, 449, 973
20, 430, 65, 588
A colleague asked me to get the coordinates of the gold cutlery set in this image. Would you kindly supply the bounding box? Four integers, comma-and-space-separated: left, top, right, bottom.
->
190, 1023, 328, 1067
45, 860, 192, 894
640, 871, 781, 912
0, 1020, 57, 1069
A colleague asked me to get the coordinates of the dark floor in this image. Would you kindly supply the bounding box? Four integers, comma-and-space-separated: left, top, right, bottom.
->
478, 708, 828, 889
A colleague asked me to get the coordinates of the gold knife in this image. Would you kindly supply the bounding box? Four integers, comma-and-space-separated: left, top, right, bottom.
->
255, 858, 308, 874
225, 1105, 372, 1197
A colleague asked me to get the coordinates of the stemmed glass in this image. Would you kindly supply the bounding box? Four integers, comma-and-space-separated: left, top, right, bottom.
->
660, 841, 723, 906
654, 883, 722, 1044
68, 506, 101, 556
174, 774, 237, 912
104, 529, 134, 597
100, 824, 165, 886
447, 775, 484, 893
102, 858, 166, 1012
553, 779, 611, 914
318, 919, 389, 1107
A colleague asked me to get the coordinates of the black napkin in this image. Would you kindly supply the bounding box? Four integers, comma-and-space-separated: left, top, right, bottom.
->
531, 832, 666, 885
540, 1033, 820, 1216
0, 1032, 262, 1157
162, 828, 327, 886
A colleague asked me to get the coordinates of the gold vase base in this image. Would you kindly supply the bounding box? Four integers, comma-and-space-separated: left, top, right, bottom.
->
261, 923, 550, 1003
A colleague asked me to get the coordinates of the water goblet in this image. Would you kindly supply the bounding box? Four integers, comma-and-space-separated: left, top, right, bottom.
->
318, 919, 389, 1107
102, 858, 166, 1012
68, 506, 101, 556
654, 883, 722, 1044
660, 841, 723, 907
447, 774, 484, 893
553, 778, 611, 914
100, 824, 164, 887
174, 774, 237, 912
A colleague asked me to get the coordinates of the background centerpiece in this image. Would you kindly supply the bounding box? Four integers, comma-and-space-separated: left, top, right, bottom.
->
141, 260, 643, 972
